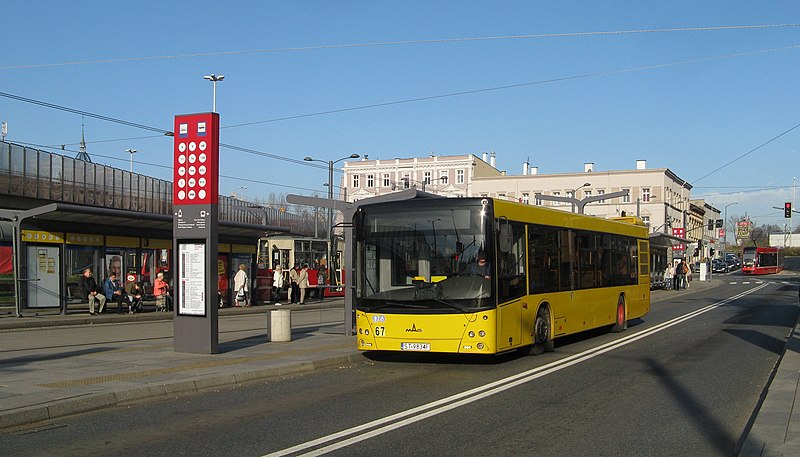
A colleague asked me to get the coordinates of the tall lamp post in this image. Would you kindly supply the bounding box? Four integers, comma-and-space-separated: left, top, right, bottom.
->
203, 74, 225, 112
304, 154, 360, 270
723, 202, 738, 257
126, 148, 137, 173
570, 182, 591, 213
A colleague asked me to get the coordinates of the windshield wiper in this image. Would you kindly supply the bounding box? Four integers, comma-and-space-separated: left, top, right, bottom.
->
431, 298, 467, 313
369, 301, 428, 312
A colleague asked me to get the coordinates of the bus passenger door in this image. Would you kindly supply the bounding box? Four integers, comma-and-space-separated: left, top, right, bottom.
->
498, 300, 523, 351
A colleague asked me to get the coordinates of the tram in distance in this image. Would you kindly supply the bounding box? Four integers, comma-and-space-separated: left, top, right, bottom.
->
354, 197, 651, 355
741, 246, 784, 275
254, 235, 344, 303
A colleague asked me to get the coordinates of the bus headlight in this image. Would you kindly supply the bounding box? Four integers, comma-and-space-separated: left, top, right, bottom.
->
468, 331, 475, 338
479, 330, 486, 337
477, 343, 485, 350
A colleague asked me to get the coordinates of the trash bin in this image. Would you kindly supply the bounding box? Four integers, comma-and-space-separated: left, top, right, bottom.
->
269, 309, 292, 342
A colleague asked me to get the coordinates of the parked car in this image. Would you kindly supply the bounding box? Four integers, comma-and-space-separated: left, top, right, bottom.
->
725, 254, 741, 268
725, 258, 740, 271
712, 259, 728, 273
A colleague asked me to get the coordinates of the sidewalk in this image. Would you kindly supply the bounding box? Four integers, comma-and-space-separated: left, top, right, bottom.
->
739, 271, 800, 456
0, 299, 360, 430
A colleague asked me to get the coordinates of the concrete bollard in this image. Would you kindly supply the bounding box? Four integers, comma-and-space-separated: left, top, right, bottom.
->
269, 309, 292, 342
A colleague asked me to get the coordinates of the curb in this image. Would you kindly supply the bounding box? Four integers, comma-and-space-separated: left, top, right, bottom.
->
0, 353, 362, 431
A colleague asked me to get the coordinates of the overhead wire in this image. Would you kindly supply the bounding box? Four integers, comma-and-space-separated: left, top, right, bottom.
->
1, 23, 798, 71
3, 40, 800, 188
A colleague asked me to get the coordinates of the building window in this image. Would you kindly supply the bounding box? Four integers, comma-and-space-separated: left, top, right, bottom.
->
642, 216, 650, 226
552, 191, 561, 205
456, 169, 465, 184
402, 173, 410, 189
383, 174, 390, 187
367, 174, 374, 188
622, 189, 631, 203
522, 193, 529, 204
353, 175, 360, 188
535, 194, 542, 206
584, 190, 592, 199
439, 170, 448, 184
598, 189, 605, 203
642, 188, 650, 202
423, 171, 431, 185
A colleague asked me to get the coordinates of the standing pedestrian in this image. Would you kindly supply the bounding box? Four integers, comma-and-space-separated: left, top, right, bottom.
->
289, 263, 300, 304
676, 260, 687, 290
664, 263, 674, 290
298, 264, 309, 304
233, 263, 250, 307
272, 264, 284, 304
316, 265, 327, 302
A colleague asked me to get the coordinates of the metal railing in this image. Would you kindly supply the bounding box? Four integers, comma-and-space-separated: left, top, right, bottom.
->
0, 141, 315, 235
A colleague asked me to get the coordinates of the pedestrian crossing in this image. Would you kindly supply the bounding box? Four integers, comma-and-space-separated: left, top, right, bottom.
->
728, 280, 796, 285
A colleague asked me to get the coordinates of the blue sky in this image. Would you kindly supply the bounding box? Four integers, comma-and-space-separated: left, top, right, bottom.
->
2, 1, 800, 230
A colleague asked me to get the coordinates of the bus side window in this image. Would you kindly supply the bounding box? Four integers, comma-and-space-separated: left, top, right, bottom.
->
528, 224, 560, 294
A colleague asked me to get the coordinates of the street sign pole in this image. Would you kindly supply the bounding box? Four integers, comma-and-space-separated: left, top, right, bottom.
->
172, 113, 220, 354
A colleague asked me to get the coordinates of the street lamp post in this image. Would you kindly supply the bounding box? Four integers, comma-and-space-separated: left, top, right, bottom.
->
203, 74, 225, 112
304, 154, 360, 271
126, 148, 137, 173
723, 202, 738, 258
570, 182, 591, 213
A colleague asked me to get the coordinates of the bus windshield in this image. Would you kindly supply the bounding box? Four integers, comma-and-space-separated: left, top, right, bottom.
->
355, 200, 494, 312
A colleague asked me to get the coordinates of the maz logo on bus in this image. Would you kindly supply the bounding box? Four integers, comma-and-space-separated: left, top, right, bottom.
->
406, 323, 423, 333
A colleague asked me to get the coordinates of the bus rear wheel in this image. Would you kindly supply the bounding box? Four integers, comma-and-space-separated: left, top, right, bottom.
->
527, 306, 554, 356
611, 295, 627, 333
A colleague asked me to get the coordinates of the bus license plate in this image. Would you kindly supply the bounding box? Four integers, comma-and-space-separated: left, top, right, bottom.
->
401, 342, 430, 351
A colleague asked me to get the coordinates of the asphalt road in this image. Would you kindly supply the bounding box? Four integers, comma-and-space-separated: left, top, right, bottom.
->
2, 278, 798, 457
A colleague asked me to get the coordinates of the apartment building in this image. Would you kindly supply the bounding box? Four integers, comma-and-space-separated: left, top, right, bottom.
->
342, 152, 503, 201
342, 155, 720, 256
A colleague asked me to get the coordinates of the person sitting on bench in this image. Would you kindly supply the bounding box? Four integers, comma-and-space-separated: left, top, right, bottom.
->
79, 268, 106, 315
125, 280, 144, 313
103, 272, 128, 314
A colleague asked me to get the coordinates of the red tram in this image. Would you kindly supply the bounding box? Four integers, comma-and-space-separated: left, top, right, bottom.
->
741, 246, 784, 275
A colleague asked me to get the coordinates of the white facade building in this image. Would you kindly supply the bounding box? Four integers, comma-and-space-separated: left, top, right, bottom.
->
341, 155, 721, 257
342, 152, 503, 201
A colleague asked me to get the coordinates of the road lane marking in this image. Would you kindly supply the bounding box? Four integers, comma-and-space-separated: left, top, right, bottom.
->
263, 282, 771, 457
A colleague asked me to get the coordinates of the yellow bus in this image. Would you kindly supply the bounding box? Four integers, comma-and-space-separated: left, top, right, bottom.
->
354, 197, 650, 355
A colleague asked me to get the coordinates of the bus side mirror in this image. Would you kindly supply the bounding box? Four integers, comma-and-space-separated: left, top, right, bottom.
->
498, 224, 512, 253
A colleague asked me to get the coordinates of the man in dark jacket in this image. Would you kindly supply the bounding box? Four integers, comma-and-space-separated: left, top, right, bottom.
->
78, 268, 106, 315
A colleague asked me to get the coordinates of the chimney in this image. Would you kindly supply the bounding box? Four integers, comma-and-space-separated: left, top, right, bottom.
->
530, 167, 538, 175
490, 151, 496, 168
482, 152, 488, 162
636, 159, 646, 170
522, 161, 529, 175
584, 162, 594, 173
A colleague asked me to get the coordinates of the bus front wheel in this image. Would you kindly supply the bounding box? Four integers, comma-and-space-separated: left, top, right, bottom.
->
529, 306, 554, 356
